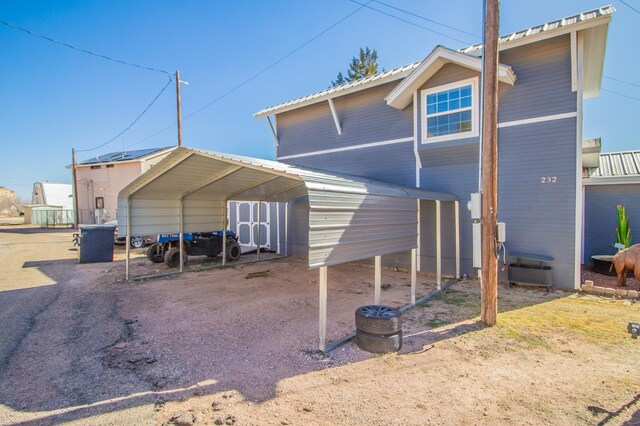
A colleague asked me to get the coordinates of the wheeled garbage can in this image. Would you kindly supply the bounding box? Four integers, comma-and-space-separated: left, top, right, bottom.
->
78, 224, 116, 263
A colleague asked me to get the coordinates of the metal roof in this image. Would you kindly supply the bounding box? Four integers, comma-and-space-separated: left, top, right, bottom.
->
117, 147, 456, 268
254, 61, 421, 118
255, 5, 613, 118
79, 146, 175, 165
33, 182, 73, 209
584, 151, 640, 178
460, 5, 615, 55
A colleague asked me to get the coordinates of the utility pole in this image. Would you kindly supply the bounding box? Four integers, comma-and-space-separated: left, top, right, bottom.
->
175, 70, 183, 147
71, 148, 80, 228
480, 0, 500, 326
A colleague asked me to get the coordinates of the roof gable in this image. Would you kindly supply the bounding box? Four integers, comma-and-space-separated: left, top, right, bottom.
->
385, 46, 516, 111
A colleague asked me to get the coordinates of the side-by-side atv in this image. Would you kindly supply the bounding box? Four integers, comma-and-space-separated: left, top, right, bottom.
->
146, 230, 241, 268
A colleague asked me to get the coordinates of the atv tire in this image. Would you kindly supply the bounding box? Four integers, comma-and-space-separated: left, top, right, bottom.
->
226, 242, 242, 261
146, 243, 164, 263
164, 247, 187, 268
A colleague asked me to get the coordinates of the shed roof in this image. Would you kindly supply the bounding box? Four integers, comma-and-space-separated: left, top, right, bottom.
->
117, 147, 456, 268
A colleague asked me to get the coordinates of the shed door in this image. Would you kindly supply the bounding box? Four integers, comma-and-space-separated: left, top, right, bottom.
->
236, 202, 270, 251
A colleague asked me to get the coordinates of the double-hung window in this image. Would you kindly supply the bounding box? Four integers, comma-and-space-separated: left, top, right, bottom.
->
422, 78, 478, 143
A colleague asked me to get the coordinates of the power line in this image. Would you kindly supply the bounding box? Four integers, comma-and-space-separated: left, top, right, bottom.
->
347, 0, 472, 44
602, 88, 640, 102
76, 75, 173, 153
618, 0, 640, 15
371, 0, 480, 38
0, 20, 171, 77
125, 1, 373, 150
604, 75, 640, 89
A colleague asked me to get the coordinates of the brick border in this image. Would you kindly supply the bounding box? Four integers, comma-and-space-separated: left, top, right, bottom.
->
581, 280, 639, 299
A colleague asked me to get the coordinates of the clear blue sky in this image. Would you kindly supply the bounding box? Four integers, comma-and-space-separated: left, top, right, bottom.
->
0, 0, 637, 199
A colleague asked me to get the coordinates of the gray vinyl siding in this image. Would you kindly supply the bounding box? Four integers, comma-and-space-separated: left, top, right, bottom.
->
287, 196, 310, 257
584, 184, 640, 261
284, 142, 416, 187
497, 120, 577, 289
416, 36, 578, 288
498, 35, 575, 122
277, 82, 412, 158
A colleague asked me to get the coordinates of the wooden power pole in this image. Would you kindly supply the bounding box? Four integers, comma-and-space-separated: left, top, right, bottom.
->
175, 70, 183, 147
480, 0, 500, 326
71, 148, 80, 228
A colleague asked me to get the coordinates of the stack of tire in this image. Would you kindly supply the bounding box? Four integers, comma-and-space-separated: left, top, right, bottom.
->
355, 305, 402, 353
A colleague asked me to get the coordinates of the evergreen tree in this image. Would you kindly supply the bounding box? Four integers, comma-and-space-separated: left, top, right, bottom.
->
332, 47, 380, 87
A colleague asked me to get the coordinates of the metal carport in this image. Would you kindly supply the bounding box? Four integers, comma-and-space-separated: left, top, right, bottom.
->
117, 147, 459, 351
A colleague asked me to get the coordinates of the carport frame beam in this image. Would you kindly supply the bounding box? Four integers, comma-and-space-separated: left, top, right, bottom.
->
222, 199, 228, 266
455, 200, 460, 279
256, 200, 261, 261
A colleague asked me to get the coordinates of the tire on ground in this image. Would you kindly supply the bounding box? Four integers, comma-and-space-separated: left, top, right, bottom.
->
146, 243, 164, 263
164, 247, 187, 268
226, 242, 242, 261
355, 329, 402, 353
355, 305, 402, 335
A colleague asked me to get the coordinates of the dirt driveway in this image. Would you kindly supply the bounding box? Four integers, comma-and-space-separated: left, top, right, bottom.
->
0, 225, 639, 425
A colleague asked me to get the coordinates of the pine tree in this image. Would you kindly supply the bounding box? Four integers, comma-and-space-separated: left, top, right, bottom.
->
331, 47, 380, 87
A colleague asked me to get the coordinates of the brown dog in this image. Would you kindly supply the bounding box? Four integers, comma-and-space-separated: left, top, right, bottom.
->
613, 244, 640, 287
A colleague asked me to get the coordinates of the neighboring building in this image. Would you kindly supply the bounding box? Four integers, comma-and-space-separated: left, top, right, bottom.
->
583, 149, 640, 261
73, 147, 175, 224
254, 6, 614, 289
31, 182, 73, 209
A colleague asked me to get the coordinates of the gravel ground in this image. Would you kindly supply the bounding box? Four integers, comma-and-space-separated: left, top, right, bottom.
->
1, 225, 639, 425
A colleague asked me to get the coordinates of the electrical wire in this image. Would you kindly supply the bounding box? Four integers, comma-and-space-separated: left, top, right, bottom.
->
124, 1, 373, 149
75, 75, 173, 153
371, 0, 480, 38
347, 0, 472, 44
602, 88, 640, 102
604, 75, 640, 89
618, 0, 640, 15
0, 20, 171, 77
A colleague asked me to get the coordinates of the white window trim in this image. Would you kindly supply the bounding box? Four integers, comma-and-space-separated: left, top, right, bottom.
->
421, 77, 479, 144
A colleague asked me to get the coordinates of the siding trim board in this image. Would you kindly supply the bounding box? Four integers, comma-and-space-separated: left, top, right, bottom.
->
497, 111, 577, 129
277, 136, 414, 160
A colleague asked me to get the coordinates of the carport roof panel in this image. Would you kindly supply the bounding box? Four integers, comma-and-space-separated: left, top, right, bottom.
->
119, 147, 457, 202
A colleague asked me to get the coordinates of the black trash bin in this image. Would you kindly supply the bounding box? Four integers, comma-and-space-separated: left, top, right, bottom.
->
78, 224, 116, 263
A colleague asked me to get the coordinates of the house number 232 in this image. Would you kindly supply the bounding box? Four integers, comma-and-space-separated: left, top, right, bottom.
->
540, 176, 557, 184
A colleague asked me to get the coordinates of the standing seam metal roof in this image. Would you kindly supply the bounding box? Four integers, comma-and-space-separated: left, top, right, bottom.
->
584, 151, 640, 178
254, 5, 614, 117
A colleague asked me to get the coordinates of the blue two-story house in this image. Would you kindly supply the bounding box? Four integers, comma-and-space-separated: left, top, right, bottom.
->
254, 5, 614, 290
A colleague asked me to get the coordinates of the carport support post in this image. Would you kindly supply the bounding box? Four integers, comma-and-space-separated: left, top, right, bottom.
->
256, 201, 261, 261
436, 200, 442, 289
222, 200, 227, 266
319, 266, 328, 352
455, 201, 461, 279
411, 248, 417, 304
126, 197, 131, 280
374, 255, 382, 304
284, 201, 289, 257
179, 197, 184, 273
